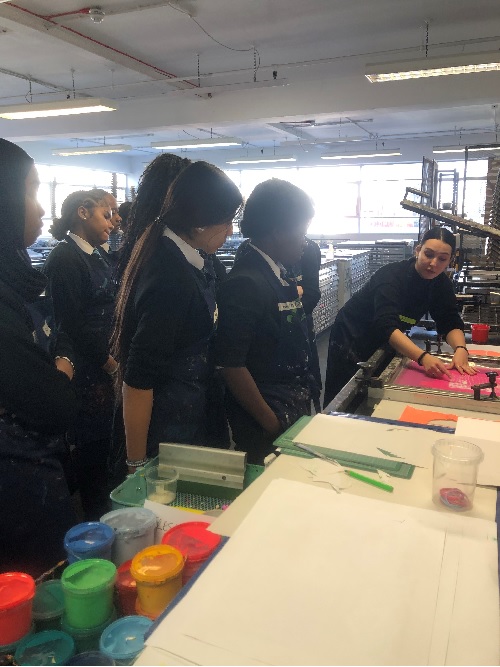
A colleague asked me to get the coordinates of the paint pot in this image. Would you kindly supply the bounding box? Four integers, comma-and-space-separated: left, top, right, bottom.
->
61, 607, 117, 654
67, 651, 115, 665
14, 630, 75, 666
130, 545, 184, 619
0, 623, 34, 658
471, 323, 490, 344
115, 560, 137, 617
0, 572, 35, 646
161, 521, 221, 583
64, 522, 115, 563
32, 580, 65, 632
100, 615, 153, 665
61, 559, 117, 629
432, 438, 484, 511
100, 508, 156, 566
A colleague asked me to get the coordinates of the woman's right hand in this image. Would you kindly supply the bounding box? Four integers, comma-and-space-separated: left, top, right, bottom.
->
421, 353, 452, 379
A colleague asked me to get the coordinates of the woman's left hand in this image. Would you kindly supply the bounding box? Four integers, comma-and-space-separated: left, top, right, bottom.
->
447, 348, 477, 375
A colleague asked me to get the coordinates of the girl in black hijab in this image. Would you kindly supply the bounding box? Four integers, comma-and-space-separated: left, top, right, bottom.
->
0, 139, 79, 577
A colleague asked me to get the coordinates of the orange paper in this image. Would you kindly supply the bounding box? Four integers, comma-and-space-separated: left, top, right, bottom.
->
399, 406, 458, 425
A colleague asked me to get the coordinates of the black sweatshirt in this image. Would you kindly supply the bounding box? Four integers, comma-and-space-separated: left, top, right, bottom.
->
331, 257, 464, 360
0, 280, 79, 434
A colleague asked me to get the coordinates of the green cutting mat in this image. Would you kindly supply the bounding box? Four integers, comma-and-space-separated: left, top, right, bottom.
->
274, 416, 415, 480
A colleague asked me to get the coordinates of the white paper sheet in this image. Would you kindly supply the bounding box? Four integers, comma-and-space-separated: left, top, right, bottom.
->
293, 413, 432, 467
146, 479, 499, 665
454, 416, 500, 486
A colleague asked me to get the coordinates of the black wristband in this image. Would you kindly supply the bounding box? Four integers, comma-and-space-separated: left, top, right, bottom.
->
454, 345, 469, 355
417, 351, 428, 366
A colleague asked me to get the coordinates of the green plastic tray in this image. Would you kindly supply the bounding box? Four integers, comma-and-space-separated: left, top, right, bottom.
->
110, 458, 264, 511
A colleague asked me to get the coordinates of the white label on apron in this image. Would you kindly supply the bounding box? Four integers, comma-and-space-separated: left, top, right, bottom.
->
278, 300, 302, 312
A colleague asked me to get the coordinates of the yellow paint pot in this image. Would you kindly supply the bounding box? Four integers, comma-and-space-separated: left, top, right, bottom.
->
130, 545, 184, 618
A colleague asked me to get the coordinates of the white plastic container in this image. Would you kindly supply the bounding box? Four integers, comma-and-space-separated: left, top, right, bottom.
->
431, 438, 484, 511
100, 507, 157, 566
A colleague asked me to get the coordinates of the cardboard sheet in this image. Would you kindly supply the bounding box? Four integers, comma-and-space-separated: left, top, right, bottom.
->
146, 479, 499, 666
292, 413, 432, 468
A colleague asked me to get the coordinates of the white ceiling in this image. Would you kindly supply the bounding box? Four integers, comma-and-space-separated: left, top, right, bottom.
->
1, 0, 500, 176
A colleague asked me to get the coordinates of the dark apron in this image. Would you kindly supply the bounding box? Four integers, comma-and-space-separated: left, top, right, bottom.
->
146, 258, 221, 457
72, 248, 116, 446
0, 414, 76, 576
254, 261, 312, 432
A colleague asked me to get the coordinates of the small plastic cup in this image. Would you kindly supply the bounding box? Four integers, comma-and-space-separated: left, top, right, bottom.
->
64, 522, 115, 564
471, 323, 490, 344
14, 630, 75, 667
67, 651, 115, 665
61, 607, 117, 654
130, 545, 184, 619
32, 580, 65, 632
0, 572, 35, 646
61, 559, 117, 629
100, 615, 153, 665
432, 438, 484, 511
100, 508, 157, 566
144, 465, 178, 504
115, 560, 137, 617
161, 522, 222, 584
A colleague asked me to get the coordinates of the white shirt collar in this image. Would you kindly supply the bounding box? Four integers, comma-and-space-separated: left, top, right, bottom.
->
101, 242, 110, 253
67, 232, 95, 255
249, 243, 288, 285
163, 227, 204, 270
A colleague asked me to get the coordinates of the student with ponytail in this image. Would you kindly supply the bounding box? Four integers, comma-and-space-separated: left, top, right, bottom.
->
112, 161, 242, 472
43, 189, 117, 519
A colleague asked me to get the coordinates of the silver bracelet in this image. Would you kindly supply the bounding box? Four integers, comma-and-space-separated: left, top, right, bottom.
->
126, 457, 149, 468
55, 356, 75, 374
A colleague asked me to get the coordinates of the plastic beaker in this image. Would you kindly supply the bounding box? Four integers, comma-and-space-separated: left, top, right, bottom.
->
471, 323, 490, 344
61, 559, 117, 629
432, 438, 484, 511
100, 507, 156, 566
144, 466, 178, 504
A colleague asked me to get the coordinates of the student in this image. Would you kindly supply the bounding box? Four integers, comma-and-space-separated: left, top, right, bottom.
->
111, 161, 243, 473
323, 227, 475, 407
43, 190, 118, 520
0, 139, 79, 576
101, 192, 123, 260
215, 178, 315, 465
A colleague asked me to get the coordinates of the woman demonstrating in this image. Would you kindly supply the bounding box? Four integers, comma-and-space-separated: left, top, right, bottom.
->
323, 227, 475, 407
0, 139, 79, 575
112, 161, 242, 473
43, 190, 117, 520
215, 179, 316, 465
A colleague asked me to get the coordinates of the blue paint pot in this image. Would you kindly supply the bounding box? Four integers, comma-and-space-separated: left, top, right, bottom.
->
64, 522, 115, 563
99, 615, 152, 665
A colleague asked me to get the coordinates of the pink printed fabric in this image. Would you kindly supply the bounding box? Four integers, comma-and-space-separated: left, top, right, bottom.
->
394, 362, 494, 395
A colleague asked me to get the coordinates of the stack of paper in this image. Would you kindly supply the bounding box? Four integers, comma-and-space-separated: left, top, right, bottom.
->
145, 478, 499, 665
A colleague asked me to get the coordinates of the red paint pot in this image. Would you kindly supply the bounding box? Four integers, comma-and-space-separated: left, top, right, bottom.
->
0, 572, 36, 645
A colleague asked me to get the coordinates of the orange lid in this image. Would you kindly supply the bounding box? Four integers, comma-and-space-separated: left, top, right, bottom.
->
0, 572, 35, 611
130, 545, 184, 584
161, 522, 221, 563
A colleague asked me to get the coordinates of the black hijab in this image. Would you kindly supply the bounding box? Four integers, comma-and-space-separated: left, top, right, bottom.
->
0, 138, 47, 302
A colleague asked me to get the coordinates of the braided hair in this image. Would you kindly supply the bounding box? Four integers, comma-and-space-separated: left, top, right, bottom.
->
0, 139, 46, 302
49, 188, 110, 241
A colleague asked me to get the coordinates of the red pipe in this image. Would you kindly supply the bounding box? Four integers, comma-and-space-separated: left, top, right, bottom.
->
6, 3, 198, 87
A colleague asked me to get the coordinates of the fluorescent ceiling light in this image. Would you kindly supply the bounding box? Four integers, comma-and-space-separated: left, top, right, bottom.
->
151, 137, 241, 150
365, 51, 500, 82
0, 98, 118, 120
226, 156, 296, 165
433, 144, 500, 154
321, 149, 401, 160
52, 144, 132, 156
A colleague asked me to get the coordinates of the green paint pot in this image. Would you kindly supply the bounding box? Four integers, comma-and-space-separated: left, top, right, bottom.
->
61, 559, 116, 629
32, 580, 65, 632
14, 630, 75, 666
61, 607, 117, 654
